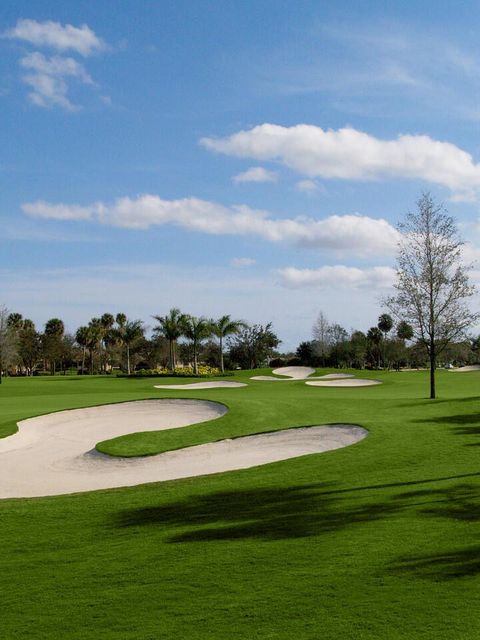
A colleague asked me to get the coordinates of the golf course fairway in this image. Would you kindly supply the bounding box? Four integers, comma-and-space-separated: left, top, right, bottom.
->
0, 368, 479, 639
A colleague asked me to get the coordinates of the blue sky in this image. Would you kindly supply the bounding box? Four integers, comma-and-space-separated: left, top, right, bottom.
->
2, 1, 480, 349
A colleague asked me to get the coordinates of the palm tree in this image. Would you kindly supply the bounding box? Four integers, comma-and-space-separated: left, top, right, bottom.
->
123, 320, 144, 375
181, 316, 212, 375
100, 313, 115, 372
75, 326, 89, 374
378, 313, 394, 369
86, 318, 104, 375
152, 308, 185, 371
44, 318, 65, 374
211, 315, 247, 373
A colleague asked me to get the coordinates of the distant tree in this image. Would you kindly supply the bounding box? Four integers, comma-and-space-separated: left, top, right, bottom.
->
118, 319, 144, 375
349, 330, 367, 369
296, 341, 315, 366
228, 323, 280, 369
367, 326, 383, 368
181, 316, 212, 375
85, 318, 104, 374
211, 315, 246, 373
386, 193, 479, 398
43, 318, 65, 375
7, 313, 23, 331
312, 312, 332, 366
397, 320, 414, 342
18, 319, 40, 375
377, 313, 394, 368
152, 308, 185, 371
75, 326, 89, 373
0, 306, 17, 383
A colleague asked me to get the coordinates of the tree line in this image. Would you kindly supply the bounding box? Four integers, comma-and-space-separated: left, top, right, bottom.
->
0, 306, 281, 381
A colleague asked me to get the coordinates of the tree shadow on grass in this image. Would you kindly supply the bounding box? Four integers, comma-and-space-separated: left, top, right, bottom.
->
115, 483, 401, 542
115, 473, 480, 548
390, 546, 480, 579
389, 483, 480, 579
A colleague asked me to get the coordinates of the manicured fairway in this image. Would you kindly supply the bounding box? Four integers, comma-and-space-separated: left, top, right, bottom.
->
1, 370, 480, 639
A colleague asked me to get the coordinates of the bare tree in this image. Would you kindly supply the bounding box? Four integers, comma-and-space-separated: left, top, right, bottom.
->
312, 312, 332, 366
386, 193, 479, 398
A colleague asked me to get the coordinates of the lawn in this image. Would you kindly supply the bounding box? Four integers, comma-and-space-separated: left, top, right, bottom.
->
0, 369, 479, 639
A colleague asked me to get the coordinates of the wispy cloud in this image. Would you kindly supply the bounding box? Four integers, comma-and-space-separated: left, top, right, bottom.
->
295, 179, 321, 194
19, 52, 93, 110
202, 124, 480, 201
232, 166, 278, 184
230, 257, 256, 268
3, 19, 105, 56
3, 19, 106, 110
277, 265, 395, 289
22, 194, 399, 256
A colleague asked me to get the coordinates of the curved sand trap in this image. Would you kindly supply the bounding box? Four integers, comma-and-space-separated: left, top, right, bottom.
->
449, 365, 480, 372
0, 399, 367, 499
154, 381, 247, 390
251, 366, 316, 381
252, 370, 355, 382
306, 378, 382, 387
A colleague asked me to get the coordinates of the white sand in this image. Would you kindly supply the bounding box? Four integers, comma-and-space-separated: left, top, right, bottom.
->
251, 367, 355, 382
0, 399, 367, 499
306, 378, 382, 387
272, 366, 316, 378
449, 365, 480, 372
154, 381, 247, 390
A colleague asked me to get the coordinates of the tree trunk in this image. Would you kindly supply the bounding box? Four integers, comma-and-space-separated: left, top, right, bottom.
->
193, 339, 198, 375
82, 347, 86, 374
220, 336, 224, 373
127, 345, 131, 375
430, 339, 436, 399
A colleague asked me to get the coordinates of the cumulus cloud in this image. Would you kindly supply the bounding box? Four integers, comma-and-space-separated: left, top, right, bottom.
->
22, 194, 400, 256
230, 257, 256, 268
232, 166, 278, 184
296, 179, 320, 193
19, 52, 93, 109
3, 19, 105, 56
3, 19, 106, 110
277, 265, 396, 289
201, 123, 480, 200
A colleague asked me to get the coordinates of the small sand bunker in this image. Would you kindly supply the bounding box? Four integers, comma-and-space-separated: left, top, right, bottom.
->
251, 366, 316, 381
251, 367, 355, 382
317, 373, 355, 380
0, 398, 367, 499
306, 378, 382, 387
449, 365, 480, 372
154, 381, 247, 390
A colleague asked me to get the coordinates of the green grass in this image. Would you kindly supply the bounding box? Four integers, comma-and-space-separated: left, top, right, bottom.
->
1, 369, 480, 639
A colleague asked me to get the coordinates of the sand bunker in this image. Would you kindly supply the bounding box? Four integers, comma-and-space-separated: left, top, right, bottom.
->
0, 399, 367, 499
449, 365, 480, 372
154, 381, 247, 390
252, 368, 355, 382
251, 366, 316, 381
306, 378, 382, 387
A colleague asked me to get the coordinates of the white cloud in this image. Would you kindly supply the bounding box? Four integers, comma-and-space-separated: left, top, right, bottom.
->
230, 257, 256, 268
295, 179, 320, 193
22, 194, 400, 256
0, 262, 403, 350
20, 52, 93, 110
277, 265, 396, 289
22, 200, 94, 220
201, 124, 480, 200
232, 166, 278, 184
3, 19, 105, 56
